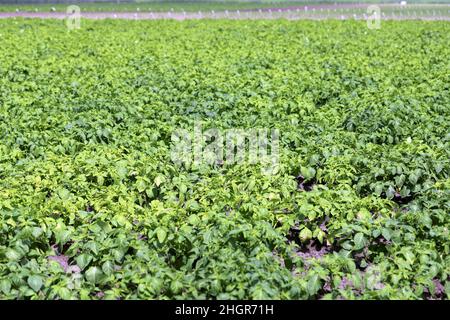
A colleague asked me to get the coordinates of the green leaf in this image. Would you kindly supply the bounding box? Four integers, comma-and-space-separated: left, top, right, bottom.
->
347, 259, 356, 273
31, 227, 43, 238
85, 241, 99, 255
85, 267, 103, 284
308, 210, 317, 221
299, 227, 312, 241
188, 214, 201, 226
154, 175, 165, 187
395, 174, 405, 188
400, 186, 410, 198
136, 178, 147, 193
75, 253, 93, 270
156, 227, 167, 243
374, 184, 383, 196
102, 261, 114, 275
307, 274, 321, 296
179, 184, 188, 194
408, 173, 419, 185
354, 232, 366, 250
385, 186, 395, 200
116, 165, 128, 179
301, 166, 316, 180
55, 229, 71, 246
58, 287, 71, 300
381, 228, 392, 241
27, 275, 43, 292
5, 248, 21, 261
0, 279, 11, 294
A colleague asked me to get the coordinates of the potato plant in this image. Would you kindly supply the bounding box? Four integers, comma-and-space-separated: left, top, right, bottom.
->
0, 18, 449, 300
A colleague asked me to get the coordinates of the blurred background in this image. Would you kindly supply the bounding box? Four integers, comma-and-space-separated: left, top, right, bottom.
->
0, 0, 448, 18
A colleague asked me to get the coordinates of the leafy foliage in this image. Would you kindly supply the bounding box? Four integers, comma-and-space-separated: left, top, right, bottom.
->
0, 19, 449, 300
